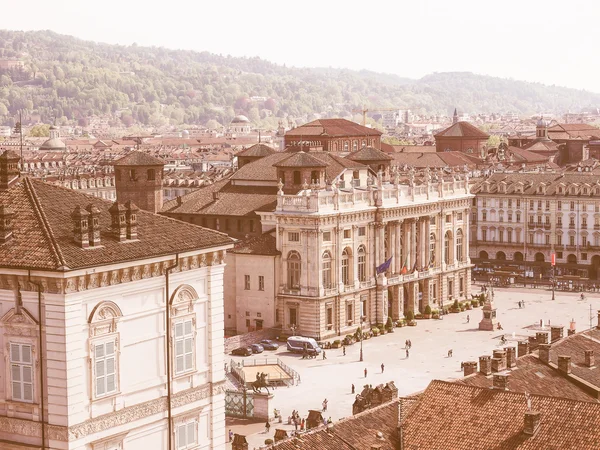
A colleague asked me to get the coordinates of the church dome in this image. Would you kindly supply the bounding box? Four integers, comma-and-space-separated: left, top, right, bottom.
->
231, 115, 250, 124
537, 117, 550, 128
39, 137, 66, 151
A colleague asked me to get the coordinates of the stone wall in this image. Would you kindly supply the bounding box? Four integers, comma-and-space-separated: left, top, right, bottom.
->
224, 327, 281, 354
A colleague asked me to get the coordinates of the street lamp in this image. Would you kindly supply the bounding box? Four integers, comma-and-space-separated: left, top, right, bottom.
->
359, 323, 364, 362
551, 265, 555, 301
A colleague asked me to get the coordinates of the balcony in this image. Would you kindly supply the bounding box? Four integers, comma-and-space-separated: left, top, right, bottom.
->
595, 225, 600, 230
569, 224, 576, 229
544, 224, 551, 230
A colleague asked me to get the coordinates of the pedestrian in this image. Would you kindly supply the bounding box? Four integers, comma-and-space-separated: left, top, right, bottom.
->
265, 420, 271, 433
405, 339, 409, 348
409, 339, 412, 349
294, 419, 298, 432
540, 319, 543, 328
301, 418, 305, 431
323, 417, 327, 426
343, 346, 346, 356
229, 429, 233, 442
322, 398, 328, 412
323, 351, 326, 360
381, 363, 385, 373
406, 348, 409, 358
364, 368, 368, 378
352, 383, 355, 394
467, 315, 470, 323
327, 417, 332, 424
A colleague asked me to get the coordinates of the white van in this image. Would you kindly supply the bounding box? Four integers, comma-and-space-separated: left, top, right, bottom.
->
286, 336, 321, 354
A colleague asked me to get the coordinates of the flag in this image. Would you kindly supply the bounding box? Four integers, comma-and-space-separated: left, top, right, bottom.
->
376, 256, 393, 274
411, 261, 418, 273
401, 256, 408, 274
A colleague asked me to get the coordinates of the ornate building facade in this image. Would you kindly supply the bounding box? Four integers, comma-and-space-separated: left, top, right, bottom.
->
0, 150, 233, 449
470, 172, 600, 283
258, 168, 472, 339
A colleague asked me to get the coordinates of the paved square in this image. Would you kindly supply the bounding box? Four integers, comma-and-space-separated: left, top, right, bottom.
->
227, 286, 600, 448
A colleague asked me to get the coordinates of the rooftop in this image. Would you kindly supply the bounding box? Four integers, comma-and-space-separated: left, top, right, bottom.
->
114, 151, 166, 166
286, 119, 382, 138
434, 121, 490, 139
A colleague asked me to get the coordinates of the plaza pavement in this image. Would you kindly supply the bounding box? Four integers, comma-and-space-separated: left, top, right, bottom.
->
226, 285, 600, 449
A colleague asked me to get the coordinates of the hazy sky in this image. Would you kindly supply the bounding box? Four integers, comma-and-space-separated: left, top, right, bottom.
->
7, 0, 600, 92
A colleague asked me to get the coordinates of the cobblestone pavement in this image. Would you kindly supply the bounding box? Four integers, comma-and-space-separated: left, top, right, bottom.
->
226, 286, 600, 449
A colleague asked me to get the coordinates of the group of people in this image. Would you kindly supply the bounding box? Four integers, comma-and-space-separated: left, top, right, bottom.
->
289, 410, 306, 433
517, 300, 526, 308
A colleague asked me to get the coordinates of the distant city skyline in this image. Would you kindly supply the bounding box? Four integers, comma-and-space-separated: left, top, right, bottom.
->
7, 0, 600, 93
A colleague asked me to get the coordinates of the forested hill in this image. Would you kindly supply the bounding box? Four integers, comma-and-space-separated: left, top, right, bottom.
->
0, 29, 599, 128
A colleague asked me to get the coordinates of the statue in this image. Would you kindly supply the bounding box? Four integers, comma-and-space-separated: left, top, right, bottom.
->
251, 372, 270, 394
408, 166, 415, 186
424, 166, 431, 183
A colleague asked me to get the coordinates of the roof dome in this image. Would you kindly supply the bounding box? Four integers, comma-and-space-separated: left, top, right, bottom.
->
231, 115, 250, 124
39, 137, 66, 151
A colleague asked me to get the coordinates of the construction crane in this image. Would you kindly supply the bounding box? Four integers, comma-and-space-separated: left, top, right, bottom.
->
351, 106, 403, 126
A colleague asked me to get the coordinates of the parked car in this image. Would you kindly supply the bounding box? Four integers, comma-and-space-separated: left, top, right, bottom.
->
250, 343, 264, 354
259, 339, 279, 350
231, 346, 252, 356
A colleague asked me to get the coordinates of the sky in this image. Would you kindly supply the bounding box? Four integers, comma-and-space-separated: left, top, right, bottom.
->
6, 0, 600, 92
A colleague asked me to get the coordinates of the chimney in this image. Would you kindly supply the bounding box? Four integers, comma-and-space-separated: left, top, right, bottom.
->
71, 205, 90, 248
518, 340, 530, 358
492, 373, 509, 390
0, 150, 20, 190
568, 328, 576, 336
557, 355, 571, 374
274, 429, 288, 443
0, 204, 15, 244
463, 361, 478, 376
479, 355, 491, 375
493, 350, 507, 371
523, 411, 541, 436
491, 358, 503, 373
528, 336, 539, 352
550, 326, 563, 343
535, 332, 549, 345
177, 195, 183, 206
504, 346, 517, 368
538, 344, 551, 364
85, 204, 101, 246
125, 200, 139, 240
109, 201, 127, 242
231, 434, 248, 450
584, 350, 595, 367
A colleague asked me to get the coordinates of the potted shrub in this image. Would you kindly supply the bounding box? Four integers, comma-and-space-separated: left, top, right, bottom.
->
332, 339, 341, 349
371, 327, 380, 336
471, 299, 479, 308
451, 299, 460, 313
408, 320, 417, 326
405, 310, 414, 322
423, 305, 432, 319
265, 439, 274, 445
386, 316, 394, 333
432, 309, 440, 319
466, 301, 472, 310
479, 294, 486, 306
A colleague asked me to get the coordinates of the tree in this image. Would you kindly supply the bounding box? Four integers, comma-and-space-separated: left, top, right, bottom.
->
487, 135, 501, 149
29, 124, 50, 137
206, 119, 221, 129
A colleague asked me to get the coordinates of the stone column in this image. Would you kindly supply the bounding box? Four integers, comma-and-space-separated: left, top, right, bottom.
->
395, 220, 403, 273
389, 222, 396, 273
404, 220, 412, 270
374, 224, 381, 276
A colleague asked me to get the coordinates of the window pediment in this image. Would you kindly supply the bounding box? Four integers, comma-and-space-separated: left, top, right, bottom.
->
170, 285, 200, 316
88, 301, 123, 337
1, 308, 38, 338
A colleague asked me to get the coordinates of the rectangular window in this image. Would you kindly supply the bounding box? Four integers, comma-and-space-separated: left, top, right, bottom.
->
557, 216, 562, 226
288, 232, 300, 242
347, 303, 353, 323
582, 253, 588, 260
529, 233, 534, 245
508, 199, 512, 208
516, 213, 521, 222
174, 319, 194, 375
482, 199, 487, 207
343, 229, 351, 239
508, 213, 512, 222
446, 214, 451, 223
246, 319, 250, 328
537, 201, 542, 210
507, 231, 512, 243
326, 306, 333, 326
529, 200, 534, 210
10, 343, 33, 402
582, 236, 587, 247
257, 312, 262, 318
558, 201, 562, 210
459, 277, 464, 296
482, 211, 487, 221
258, 276, 264, 291
289, 308, 297, 326
557, 251, 563, 259
323, 232, 331, 242
448, 280, 454, 300
94, 341, 117, 397
482, 230, 487, 241
545, 201, 550, 211
570, 235, 575, 246
571, 201, 575, 211
244, 275, 250, 290
582, 218, 587, 228
557, 234, 562, 245
358, 227, 366, 236
516, 199, 521, 208
176, 421, 197, 450
545, 235, 550, 245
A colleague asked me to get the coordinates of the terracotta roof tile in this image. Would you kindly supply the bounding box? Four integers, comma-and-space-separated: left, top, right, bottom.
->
0, 178, 232, 271
347, 146, 393, 161
230, 231, 280, 256
273, 151, 328, 168
236, 143, 277, 157
434, 121, 490, 138
114, 151, 165, 166
286, 119, 382, 138
402, 380, 600, 450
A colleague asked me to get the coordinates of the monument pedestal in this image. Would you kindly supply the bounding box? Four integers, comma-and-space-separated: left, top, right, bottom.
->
479, 295, 498, 331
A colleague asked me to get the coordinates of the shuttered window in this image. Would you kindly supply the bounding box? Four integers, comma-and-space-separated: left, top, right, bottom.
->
175, 319, 194, 375
95, 341, 117, 397
176, 421, 197, 449
10, 343, 33, 402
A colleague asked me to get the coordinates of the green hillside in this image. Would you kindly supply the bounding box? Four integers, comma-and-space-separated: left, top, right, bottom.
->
0, 30, 598, 128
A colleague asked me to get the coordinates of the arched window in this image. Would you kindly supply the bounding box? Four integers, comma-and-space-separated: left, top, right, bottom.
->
322, 251, 332, 288
352, 140, 358, 151
456, 229, 463, 262
429, 233, 436, 266
293, 171, 301, 185
344, 141, 349, 152
287, 251, 301, 289
357, 246, 366, 282
444, 231, 452, 264
342, 248, 352, 285
310, 170, 320, 184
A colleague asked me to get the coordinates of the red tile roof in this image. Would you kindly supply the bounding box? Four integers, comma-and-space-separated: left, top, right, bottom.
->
286, 119, 382, 138
230, 231, 280, 256
273, 151, 328, 168
347, 146, 393, 161
236, 143, 277, 158
401, 380, 600, 450
114, 151, 166, 166
434, 121, 490, 138
0, 178, 232, 271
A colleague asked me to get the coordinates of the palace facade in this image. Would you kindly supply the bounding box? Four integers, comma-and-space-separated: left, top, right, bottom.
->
470, 172, 600, 283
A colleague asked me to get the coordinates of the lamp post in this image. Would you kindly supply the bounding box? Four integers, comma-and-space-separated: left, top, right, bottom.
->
551, 265, 555, 301
359, 322, 364, 362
